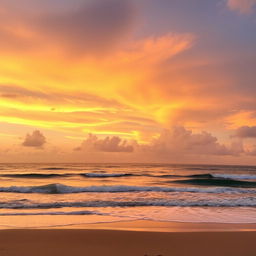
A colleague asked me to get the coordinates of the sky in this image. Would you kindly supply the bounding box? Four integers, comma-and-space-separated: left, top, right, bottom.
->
0, 0, 256, 164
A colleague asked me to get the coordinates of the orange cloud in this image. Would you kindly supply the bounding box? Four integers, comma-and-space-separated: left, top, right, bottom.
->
141, 127, 243, 157
75, 134, 134, 152
0, 29, 194, 139
227, 0, 256, 14
72, 127, 244, 164
235, 126, 256, 138
0, 0, 256, 163
22, 130, 46, 148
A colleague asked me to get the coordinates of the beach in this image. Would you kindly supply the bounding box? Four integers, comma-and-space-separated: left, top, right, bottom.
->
0, 226, 255, 256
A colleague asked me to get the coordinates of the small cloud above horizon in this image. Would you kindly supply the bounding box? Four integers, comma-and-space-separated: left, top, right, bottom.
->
75, 134, 134, 153
22, 130, 46, 148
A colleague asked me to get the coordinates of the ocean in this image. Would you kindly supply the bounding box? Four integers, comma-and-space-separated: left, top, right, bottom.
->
0, 163, 255, 228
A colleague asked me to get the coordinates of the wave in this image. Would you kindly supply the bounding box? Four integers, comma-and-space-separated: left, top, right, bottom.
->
0, 183, 255, 194
158, 173, 256, 181
172, 178, 256, 188
0, 173, 70, 179
0, 210, 102, 216
39, 167, 67, 170
2, 171, 256, 181
81, 173, 133, 178
1, 197, 256, 209
0, 172, 134, 179
184, 167, 209, 170
182, 167, 221, 171
212, 174, 256, 180
156, 174, 213, 179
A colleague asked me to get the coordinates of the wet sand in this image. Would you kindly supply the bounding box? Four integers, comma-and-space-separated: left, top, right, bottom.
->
0, 227, 255, 256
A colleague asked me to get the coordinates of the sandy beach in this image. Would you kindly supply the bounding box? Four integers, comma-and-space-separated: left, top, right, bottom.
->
0, 225, 255, 256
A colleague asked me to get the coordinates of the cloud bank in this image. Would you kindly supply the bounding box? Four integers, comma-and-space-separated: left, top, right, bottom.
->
76, 134, 134, 153
143, 127, 243, 157
235, 126, 256, 138
75, 127, 244, 159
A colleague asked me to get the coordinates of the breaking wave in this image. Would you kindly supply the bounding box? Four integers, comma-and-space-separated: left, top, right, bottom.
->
157, 173, 256, 180
0, 183, 255, 194
1, 197, 256, 209
212, 174, 256, 180
172, 178, 256, 188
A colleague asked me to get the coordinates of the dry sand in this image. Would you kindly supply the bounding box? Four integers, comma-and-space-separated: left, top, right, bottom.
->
0, 228, 255, 256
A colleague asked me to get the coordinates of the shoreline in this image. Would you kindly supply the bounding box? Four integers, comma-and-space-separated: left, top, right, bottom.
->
1, 220, 256, 232
54, 220, 256, 232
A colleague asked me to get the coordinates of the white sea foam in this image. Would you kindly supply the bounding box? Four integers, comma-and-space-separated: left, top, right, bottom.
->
212, 174, 256, 180
0, 183, 255, 194
1, 197, 256, 209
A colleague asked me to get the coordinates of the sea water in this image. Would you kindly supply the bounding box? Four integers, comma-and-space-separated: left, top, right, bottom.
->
0, 163, 255, 228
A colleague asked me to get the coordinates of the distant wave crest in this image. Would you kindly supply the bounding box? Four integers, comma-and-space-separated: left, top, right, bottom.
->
1, 173, 70, 179
81, 173, 133, 178
0, 210, 102, 216
0, 172, 133, 179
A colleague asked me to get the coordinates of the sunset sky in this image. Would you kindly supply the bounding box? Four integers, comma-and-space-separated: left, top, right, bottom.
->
0, 0, 256, 164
